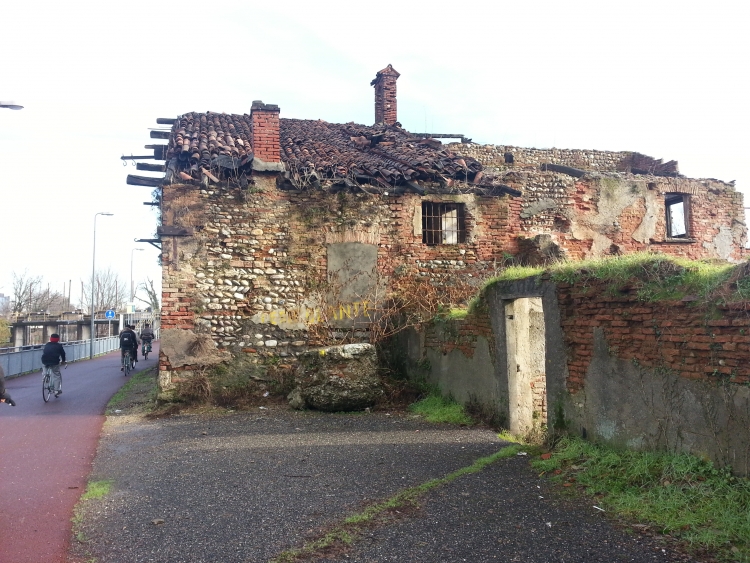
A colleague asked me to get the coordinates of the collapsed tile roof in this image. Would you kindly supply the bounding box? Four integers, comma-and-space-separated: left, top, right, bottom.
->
160, 112, 520, 196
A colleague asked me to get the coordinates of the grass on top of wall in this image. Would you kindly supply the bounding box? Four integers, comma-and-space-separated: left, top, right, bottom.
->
532, 436, 750, 562
475, 253, 750, 306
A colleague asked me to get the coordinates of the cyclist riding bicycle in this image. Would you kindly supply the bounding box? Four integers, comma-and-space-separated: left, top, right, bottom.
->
41, 333, 66, 397
119, 325, 138, 371
140, 323, 154, 355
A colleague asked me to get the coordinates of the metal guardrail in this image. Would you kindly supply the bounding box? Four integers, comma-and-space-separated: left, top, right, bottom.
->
0, 337, 121, 378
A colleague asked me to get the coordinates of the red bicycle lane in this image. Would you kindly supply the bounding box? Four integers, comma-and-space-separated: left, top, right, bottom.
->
0, 343, 159, 563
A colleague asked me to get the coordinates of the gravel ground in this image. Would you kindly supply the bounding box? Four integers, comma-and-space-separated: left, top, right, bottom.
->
70, 407, 698, 563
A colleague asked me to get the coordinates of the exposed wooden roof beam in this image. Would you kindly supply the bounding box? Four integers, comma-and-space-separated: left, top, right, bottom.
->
411, 133, 466, 138
137, 163, 166, 172
135, 238, 161, 250
121, 155, 154, 161
127, 174, 163, 187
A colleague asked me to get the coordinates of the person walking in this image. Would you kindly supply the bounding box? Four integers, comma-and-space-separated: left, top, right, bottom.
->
41, 333, 66, 397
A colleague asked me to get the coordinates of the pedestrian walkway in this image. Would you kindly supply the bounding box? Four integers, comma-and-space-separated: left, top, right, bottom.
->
72, 407, 693, 563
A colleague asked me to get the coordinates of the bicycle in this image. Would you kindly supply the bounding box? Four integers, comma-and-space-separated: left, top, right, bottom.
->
42, 363, 66, 403
122, 349, 133, 376
142, 339, 153, 360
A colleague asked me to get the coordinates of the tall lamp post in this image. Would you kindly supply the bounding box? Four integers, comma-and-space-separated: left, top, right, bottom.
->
131, 248, 144, 309
90, 212, 113, 359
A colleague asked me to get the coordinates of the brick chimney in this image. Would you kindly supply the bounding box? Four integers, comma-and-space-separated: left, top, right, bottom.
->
250, 100, 281, 166
371, 64, 400, 125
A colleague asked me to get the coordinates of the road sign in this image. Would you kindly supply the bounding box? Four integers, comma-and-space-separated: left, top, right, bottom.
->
105, 310, 116, 319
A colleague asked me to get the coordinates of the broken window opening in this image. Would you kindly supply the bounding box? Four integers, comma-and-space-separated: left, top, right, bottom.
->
665, 193, 689, 238
422, 202, 466, 245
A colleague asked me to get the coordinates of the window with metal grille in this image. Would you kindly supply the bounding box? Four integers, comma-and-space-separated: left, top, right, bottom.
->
422, 202, 466, 245
665, 193, 689, 238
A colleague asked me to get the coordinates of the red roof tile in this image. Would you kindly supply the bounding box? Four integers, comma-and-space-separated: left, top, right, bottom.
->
165, 112, 514, 194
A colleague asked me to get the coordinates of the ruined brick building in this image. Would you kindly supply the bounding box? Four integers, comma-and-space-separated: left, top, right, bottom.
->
126, 65, 748, 391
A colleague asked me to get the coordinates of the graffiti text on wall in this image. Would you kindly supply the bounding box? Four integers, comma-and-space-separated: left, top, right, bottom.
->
254, 301, 373, 327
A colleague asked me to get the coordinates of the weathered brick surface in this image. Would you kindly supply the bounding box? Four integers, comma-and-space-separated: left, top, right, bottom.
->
556, 281, 750, 393
372, 64, 399, 125
158, 140, 747, 384
251, 102, 280, 163
423, 311, 494, 360
159, 171, 746, 374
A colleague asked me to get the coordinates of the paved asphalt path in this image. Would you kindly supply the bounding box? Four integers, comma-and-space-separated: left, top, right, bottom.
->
0, 343, 159, 563
73, 408, 695, 563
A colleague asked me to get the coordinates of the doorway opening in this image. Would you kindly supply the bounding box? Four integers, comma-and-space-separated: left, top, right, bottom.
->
505, 297, 547, 437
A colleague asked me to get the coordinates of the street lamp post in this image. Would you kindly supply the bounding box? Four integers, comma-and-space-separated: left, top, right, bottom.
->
131, 248, 144, 308
90, 212, 113, 360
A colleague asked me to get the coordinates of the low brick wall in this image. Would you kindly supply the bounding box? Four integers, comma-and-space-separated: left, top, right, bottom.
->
558, 281, 750, 392
404, 274, 750, 475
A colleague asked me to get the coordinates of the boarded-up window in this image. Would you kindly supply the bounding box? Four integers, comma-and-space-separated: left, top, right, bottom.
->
422, 202, 466, 245
665, 194, 689, 238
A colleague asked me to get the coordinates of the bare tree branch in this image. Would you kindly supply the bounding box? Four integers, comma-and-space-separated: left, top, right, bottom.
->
78, 268, 127, 313
9, 271, 70, 314
135, 278, 161, 313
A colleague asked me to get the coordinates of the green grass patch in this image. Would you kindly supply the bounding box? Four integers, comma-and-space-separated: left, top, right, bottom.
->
483, 265, 546, 286
532, 437, 750, 562
270, 444, 527, 562
72, 479, 114, 551
547, 253, 746, 304
443, 307, 469, 320
81, 479, 113, 501
106, 367, 158, 414
497, 430, 524, 444
409, 394, 474, 425
476, 254, 750, 306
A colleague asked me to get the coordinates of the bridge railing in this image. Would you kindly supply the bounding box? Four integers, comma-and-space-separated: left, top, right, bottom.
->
0, 337, 121, 378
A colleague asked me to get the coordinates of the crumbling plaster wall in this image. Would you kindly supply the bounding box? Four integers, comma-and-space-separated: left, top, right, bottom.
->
497, 169, 747, 262
554, 276, 750, 475
398, 277, 567, 433
578, 326, 750, 476
404, 275, 750, 475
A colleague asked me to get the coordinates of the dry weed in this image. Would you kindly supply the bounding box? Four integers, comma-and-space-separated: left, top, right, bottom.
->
187, 335, 217, 357
177, 369, 212, 402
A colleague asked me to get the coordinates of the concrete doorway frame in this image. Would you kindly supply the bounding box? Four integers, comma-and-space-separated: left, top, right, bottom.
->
504, 297, 547, 437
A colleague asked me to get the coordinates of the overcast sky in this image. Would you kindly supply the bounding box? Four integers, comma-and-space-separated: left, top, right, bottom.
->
1, 0, 747, 307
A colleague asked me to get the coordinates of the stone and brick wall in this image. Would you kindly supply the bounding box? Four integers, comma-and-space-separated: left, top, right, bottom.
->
557, 280, 750, 392
157, 137, 747, 394
449, 143, 628, 172
159, 168, 746, 377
